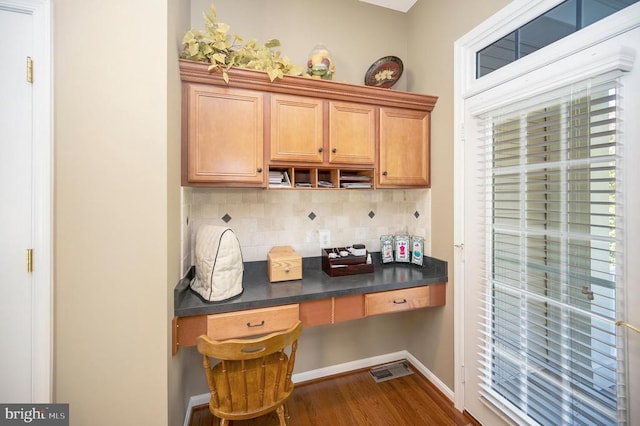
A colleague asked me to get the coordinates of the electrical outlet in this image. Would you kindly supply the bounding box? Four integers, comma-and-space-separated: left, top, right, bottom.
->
318, 229, 331, 248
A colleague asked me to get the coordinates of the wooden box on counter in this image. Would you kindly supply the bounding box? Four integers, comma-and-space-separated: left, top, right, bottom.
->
267, 246, 302, 282
321, 247, 374, 277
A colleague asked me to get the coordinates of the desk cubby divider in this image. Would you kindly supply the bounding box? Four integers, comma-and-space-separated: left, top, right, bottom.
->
268, 166, 373, 189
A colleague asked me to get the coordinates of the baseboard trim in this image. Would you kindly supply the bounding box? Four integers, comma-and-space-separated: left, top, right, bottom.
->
290, 350, 408, 383
404, 351, 455, 401
183, 350, 454, 426
183, 393, 211, 426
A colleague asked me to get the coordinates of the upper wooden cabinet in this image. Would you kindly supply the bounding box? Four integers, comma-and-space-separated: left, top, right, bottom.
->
180, 60, 437, 188
183, 83, 265, 187
378, 107, 430, 188
270, 94, 324, 163
270, 96, 376, 166
329, 101, 376, 165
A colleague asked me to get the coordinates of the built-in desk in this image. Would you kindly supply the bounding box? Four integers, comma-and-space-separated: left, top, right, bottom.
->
172, 253, 447, 355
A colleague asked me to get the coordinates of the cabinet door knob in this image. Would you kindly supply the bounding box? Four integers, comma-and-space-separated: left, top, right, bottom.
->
318, 147, 323, 153
332, 148, 337, 153
257, 167, 263, 173
382, 171, 388, 176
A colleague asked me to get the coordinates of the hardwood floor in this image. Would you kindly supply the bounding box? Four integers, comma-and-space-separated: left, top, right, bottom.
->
189, 363, 479, 426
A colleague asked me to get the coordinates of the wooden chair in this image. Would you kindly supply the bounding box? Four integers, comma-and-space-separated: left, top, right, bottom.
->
196, 321, 303, 426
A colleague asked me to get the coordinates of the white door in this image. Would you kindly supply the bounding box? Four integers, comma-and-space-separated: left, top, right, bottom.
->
455, 2, 640, 425
0, 6, 34, 403
0, 0, 52, 403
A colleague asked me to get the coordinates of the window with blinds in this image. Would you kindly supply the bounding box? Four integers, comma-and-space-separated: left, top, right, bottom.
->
478, 78, 625, 425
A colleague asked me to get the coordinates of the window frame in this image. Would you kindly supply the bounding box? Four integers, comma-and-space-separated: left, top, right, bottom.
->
476, 0, 640, 78
453, 0, 640, 416
456, 0, 639, 101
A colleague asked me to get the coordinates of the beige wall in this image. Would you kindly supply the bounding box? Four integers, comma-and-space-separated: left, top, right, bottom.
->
191, 0, 411, 89
405, 0, 510, 388
54, 0, 186, 424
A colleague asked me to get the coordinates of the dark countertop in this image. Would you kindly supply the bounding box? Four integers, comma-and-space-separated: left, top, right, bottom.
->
174, 253, 448, 317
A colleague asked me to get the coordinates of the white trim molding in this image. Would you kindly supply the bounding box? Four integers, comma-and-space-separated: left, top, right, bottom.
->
291, 350, 408, 384
0, 0, 54, 403
31, 0, 53, 405
358, 0, 417, 13
467, 45, 635, 117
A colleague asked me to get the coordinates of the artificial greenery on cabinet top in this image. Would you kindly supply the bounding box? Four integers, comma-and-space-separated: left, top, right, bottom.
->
180, 4, 303, 83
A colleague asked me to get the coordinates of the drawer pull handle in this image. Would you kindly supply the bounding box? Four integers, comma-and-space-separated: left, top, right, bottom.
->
285, 267, 290, 273
393, 299, 407, 304
246, 320, 265, 328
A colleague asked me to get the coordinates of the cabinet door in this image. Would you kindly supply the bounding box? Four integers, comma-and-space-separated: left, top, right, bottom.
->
185, 84, 264, 185
329, 102, 375, 165
270, 94, 324, 163
378, 107, 430, 187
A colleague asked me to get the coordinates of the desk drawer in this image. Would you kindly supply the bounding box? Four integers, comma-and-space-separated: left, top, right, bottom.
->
207, 304, 299, 340
364, 285, 443, 316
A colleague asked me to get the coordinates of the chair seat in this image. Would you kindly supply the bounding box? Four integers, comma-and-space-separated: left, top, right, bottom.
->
209, 352, 294, 420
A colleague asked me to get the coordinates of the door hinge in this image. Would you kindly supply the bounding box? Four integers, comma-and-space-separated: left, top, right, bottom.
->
461, 364, 466, 384
27, 56, 33, 83
26, 248, 33, 273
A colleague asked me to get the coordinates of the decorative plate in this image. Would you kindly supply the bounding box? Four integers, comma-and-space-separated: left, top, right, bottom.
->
364, 56, 403, 88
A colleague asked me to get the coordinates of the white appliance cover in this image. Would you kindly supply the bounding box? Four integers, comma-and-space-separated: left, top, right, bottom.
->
190, 225, 244, 302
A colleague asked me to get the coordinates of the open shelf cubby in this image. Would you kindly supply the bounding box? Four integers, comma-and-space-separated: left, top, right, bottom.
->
339, 169, 374, 189
268, 167, 373, 189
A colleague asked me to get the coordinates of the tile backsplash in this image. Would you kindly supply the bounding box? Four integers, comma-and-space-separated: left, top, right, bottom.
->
181, 187, 430, 274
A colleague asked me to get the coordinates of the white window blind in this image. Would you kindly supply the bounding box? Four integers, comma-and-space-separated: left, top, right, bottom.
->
477, 77, 626, 425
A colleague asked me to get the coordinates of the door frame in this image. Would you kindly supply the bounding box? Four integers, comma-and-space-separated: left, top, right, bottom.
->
1, 0, 53, 402
453, 0, 640, 414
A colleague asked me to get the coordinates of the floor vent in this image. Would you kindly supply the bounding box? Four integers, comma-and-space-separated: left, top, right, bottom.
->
369, 361, 414, 383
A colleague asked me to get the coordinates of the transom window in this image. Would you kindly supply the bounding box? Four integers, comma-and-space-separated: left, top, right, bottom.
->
476, 0, 640, 78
